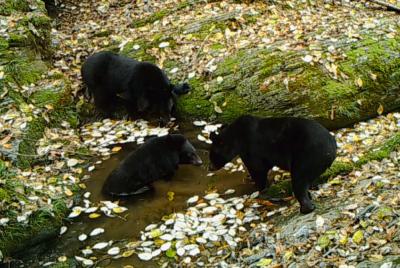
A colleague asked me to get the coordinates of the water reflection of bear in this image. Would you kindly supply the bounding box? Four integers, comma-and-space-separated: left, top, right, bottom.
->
102, 134, 203, 197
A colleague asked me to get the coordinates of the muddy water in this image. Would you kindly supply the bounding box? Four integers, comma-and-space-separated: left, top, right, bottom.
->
21, 125, 258, 267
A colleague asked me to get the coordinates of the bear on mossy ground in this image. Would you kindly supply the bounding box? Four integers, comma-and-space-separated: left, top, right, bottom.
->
102, 134, 202, 197
209, 115, 337, 214
81, 51, 190, 124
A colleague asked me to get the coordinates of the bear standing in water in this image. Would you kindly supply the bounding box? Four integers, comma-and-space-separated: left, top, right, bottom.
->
209, 115, 337, 214
81, 51, 190, 124
103, 134, 202, 197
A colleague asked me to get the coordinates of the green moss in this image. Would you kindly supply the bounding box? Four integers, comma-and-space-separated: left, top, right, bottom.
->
0, 198, 68, 256
131, 0, 192, 28
8, 33, 29, 47
0, 37, 9, 50
176, 78, 213, 119
0, 0, 31, 16
17, 117, 46, 168
5, 57, 48, 85
242, 14, 258, 24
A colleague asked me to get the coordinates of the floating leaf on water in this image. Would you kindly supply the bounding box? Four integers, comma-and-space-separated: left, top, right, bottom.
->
197, 134, 206, 142
60, 226, 67, 235
85, 207, 98, 213
137, 252, 153, 261
90, 228, 105, 236
112, 207, 128, 214
224, 189, 235, 195
77, 257, 93, 266
122, 250, 134, 257
203, 206, 218, 214
177, 247, 185, 256
145, 224, 158, 231
150, 229, 162, 238
204, 193, 219, 200
160, 234, 173, 241
167, 191, 175, 201
160, 242, 171, 251
89, 213, 101, 219
78, 234, 88, 241
107, 247, 120, 256
93, 242, 108, 250
112, 146, 122, 152
152, 249, 161, 257
193, 120, 207, 127
187, 195, 199, 204
68, 207, 82, 218
165, 249, 176, 258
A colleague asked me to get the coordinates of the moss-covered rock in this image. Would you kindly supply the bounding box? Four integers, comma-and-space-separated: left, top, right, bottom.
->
178, 35, 400, 129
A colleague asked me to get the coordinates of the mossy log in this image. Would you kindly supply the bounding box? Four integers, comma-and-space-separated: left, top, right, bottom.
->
178, 35, 400, 129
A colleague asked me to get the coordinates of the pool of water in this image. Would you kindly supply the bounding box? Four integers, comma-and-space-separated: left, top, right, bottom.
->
19, 124, 258, 267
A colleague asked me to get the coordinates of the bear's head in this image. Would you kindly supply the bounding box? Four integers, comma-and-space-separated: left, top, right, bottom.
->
209, 128, 238, 171
168, 134, 203, 166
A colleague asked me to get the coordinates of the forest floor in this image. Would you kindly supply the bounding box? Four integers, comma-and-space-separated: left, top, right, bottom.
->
1, 0, 400, 267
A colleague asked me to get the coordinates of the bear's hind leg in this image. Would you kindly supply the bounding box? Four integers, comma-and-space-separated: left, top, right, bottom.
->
291, 177, 314, 214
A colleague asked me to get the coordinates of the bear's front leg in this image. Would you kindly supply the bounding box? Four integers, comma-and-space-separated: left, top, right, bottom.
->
242, 158, 271, 191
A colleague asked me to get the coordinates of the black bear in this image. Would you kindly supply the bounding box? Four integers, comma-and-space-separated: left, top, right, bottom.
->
81, 51, 190, 124
209, 115, 337, 214
102, 134, 202, 196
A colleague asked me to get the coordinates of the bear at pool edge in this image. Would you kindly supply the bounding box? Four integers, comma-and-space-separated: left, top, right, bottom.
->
209, 115, 337, 214
81, 51, 190, 123
103, 134, 203, 196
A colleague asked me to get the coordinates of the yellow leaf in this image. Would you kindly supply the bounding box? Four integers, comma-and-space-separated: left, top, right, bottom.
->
64, 188, 73, 197
112, 146, 122, 152
339, 234, 348, 245
370, 73, 377, 80
150, 229, 162, 238
377, 104, 384, 115
122, 250, 134, 257
352, 230, 364, 244
112, 207, 128, 214
167, 191, 175, 201
256, 258, 273, 267
89, 213, 101, 219
355, 77, 363, 87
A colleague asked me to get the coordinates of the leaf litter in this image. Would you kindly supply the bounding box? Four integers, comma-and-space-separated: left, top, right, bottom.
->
1, 0, 400, 266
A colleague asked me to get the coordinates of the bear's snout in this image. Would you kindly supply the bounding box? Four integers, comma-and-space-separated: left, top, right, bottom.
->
192, 155, 203, 166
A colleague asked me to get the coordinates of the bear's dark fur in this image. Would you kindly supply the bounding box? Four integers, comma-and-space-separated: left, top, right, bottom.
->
81, 51, 190, 123
102, 134, 202, 196
209, 115, 337, 214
